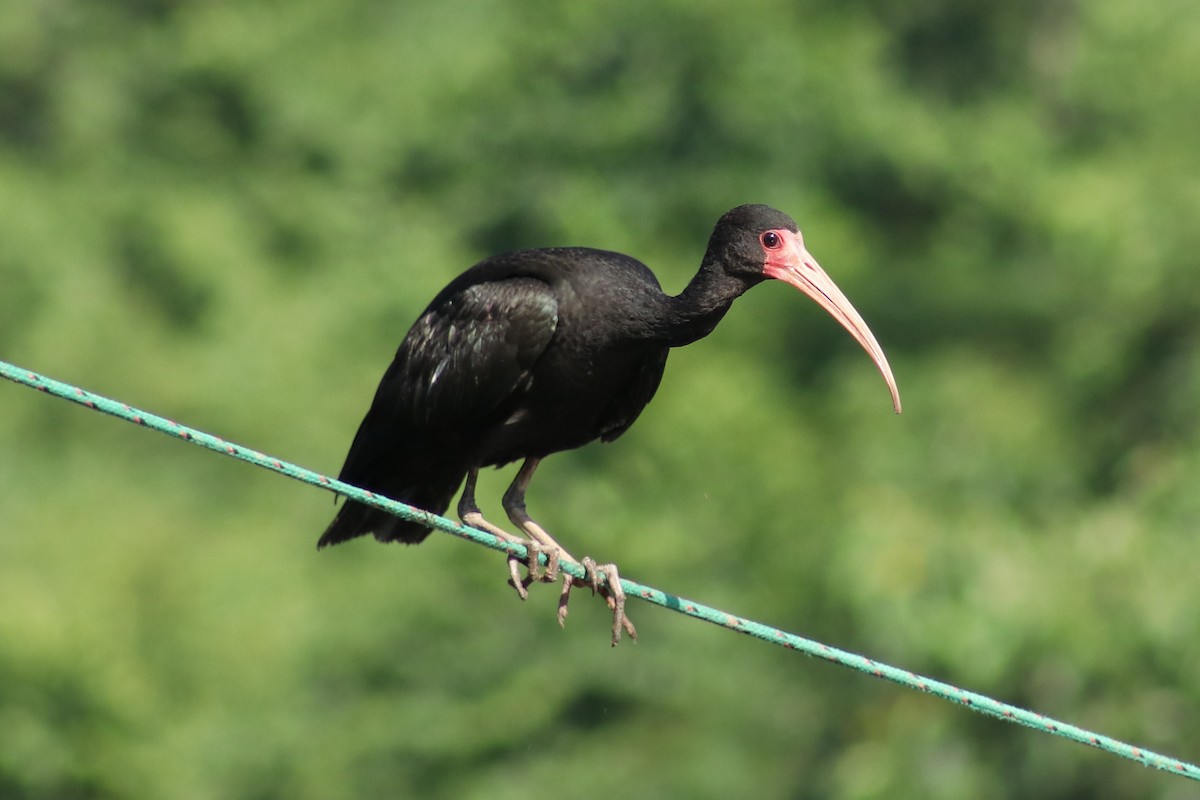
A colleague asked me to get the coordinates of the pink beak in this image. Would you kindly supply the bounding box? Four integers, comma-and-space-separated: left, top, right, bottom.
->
763, 231, 902, 414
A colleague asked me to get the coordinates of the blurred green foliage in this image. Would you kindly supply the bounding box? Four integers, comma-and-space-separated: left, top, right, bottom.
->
2, 0, 1199, 797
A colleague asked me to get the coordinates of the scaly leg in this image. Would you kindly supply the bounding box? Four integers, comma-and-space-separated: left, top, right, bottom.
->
457, 467, 543, 600
503, 458, 637, 645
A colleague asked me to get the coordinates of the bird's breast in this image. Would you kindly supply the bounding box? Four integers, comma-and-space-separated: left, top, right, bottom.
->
476, 335, 669, 465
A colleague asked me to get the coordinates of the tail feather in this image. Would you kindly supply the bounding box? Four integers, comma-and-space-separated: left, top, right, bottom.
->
317, 471, 464, 549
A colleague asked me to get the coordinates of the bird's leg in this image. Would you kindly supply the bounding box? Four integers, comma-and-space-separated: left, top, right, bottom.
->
457, 468, 542, 599
502, 458, 569, 580
503, 459, 637, 645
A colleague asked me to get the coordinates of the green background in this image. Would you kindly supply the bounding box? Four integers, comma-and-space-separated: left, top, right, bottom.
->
2, 1, 1199, 797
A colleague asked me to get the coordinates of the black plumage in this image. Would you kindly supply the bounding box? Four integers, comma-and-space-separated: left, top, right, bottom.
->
319, 204, 900, 642
319, 248, 672, 547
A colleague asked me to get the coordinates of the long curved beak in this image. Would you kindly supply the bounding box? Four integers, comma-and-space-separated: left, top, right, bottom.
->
764, 233, 902, 414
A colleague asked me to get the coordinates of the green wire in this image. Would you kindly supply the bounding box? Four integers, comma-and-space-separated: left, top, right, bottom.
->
2, 357, 1198, 783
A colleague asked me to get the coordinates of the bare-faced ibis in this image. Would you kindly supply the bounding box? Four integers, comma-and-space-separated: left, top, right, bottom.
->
320, 204, 901, 644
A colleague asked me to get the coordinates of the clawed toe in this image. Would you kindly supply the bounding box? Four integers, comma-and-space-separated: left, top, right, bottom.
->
505, 538, 567, 600
460, 468, 635, 644
490, 542, 636, 644
581, 556, 602, 594
591, 561, 635, 646
524, 540, 545, 582
540, 546, 561, 583
557, 557, 636, 645
505, 553, 531, 600
556, 577, 572, 627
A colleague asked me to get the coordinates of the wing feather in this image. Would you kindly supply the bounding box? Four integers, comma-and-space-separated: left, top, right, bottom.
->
336, 278, 558, 485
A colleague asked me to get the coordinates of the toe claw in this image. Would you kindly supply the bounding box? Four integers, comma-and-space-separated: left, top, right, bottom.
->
506, 555, 529, 600
490, 525, 634, 645
620, 611, 638, 642
556, 578, 572, 628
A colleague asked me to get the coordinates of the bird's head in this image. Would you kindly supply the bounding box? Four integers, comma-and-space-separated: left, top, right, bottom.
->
711, 204, 902, 414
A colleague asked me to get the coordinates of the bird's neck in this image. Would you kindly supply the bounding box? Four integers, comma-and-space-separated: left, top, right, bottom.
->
662, 259, 755, 347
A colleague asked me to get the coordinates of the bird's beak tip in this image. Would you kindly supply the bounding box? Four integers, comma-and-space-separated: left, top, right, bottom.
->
882, 370, 902, 415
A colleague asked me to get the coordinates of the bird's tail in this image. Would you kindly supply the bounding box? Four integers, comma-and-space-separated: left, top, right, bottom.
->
317, 469, 465, 549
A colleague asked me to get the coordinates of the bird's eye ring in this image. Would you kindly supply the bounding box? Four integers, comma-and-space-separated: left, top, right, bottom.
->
761, 231, 782, 250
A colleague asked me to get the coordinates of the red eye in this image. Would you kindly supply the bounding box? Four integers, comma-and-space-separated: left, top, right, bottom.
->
761, 231, 782, 250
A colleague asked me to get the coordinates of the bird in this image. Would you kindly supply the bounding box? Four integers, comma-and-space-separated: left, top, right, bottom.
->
319, 204, 901, 644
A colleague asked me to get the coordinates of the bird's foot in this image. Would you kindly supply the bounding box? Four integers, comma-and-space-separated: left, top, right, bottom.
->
465, 494, 634, 643
505, 554, 533, 600
557, 556, 637, 646
461, 516, 533, 600
527, 540, 561, 583
504, 539, 564, 599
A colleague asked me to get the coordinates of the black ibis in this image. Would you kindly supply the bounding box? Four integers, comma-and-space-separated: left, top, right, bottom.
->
320, 204, 901, 644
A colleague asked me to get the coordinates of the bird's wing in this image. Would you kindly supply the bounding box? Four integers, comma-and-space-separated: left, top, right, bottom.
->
337, 277, 558, 484
403, 277, 559, 429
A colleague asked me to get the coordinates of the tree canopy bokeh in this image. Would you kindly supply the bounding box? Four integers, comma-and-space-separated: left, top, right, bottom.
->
2, 1, 1199, 797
